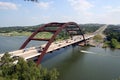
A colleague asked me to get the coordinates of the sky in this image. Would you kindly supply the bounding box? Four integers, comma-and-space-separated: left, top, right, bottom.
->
0, 0, 120, 27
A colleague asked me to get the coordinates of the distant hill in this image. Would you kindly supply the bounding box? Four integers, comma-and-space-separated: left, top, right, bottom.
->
0, 23, 104, 33
0, 24, 44, 33
79, 24, 105, 33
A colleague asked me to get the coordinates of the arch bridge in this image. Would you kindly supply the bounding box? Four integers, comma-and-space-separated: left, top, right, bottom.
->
20, 22, 86, 65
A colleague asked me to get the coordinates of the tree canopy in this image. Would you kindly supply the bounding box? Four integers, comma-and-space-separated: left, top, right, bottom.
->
0, 53, 59, 80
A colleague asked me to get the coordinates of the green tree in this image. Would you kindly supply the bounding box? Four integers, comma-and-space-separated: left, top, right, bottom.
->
48, 69, 59, 80
0, 53, 59, 80
26, 60, 41, 80
1, 52, 13, 65
110, 38, 119, 48
15, 58, 30, 80
0, 52, 15, 79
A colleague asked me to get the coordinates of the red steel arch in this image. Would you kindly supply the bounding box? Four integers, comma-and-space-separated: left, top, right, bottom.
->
19, 22, 85, 66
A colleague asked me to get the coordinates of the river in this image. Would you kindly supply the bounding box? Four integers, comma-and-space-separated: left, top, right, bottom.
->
0, 36, 120, 80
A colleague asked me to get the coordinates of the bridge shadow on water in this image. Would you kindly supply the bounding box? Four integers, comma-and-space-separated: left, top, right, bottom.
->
41, 45, 74, 63
40, 44, 90, 67
39, 44, 90, 80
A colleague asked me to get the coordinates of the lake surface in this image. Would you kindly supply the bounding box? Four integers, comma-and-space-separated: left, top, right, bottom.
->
0, 36, 46, 53
0, 36, 120, 80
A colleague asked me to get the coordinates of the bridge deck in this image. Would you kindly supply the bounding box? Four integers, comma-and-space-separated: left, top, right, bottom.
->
0, 35, 94, 60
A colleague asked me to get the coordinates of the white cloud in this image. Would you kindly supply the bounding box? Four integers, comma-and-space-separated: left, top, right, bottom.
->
68, 0, 94, 22
68, 0, 93, 12
84, 6, 120, 24
36, 1, 53, 9
0, 1, 17, 10
68, 0, 94, 23
67, 0, 120, 24
100, 7, 120, 24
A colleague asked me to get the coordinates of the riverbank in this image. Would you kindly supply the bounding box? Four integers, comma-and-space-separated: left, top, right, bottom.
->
0, 31, 31, 36
81, 34, 105, 47
0, 31, 52, 39
87, 38, 120, 49
103, 41, 120, 49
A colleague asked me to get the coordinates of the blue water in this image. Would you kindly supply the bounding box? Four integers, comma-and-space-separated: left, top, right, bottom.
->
0, 36, 46, 53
